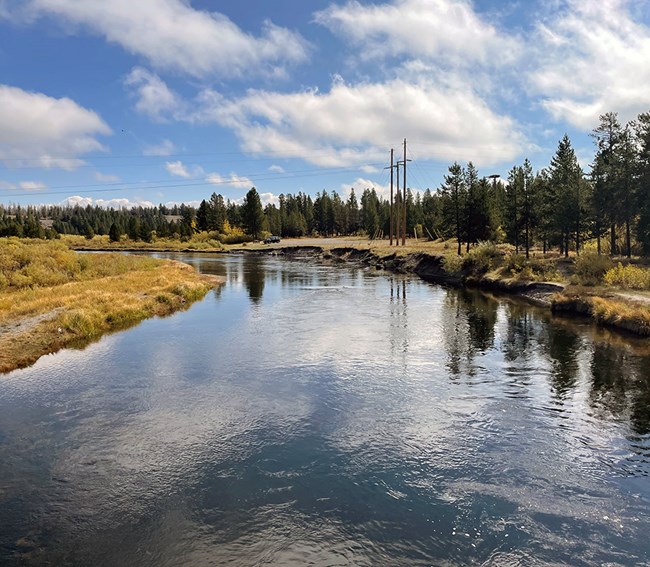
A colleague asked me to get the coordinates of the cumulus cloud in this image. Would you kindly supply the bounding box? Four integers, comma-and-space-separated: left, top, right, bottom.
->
0, 84, 111, 169
259, 192, 279, 206
315, 0, 520, 66
191, 77, 526, 167
61, 196, 155, 208
25, 0, 309, 78
143, 139, 177, 156
340, 177, 391, 200
206, 172, 254, 188
19, 181, 46, 190
125, 67, 183, 122
531, 0, 650, 128
268, 164, 285, 173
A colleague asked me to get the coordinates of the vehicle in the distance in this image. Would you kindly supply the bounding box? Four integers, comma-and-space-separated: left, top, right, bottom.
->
264, 235, 281, 244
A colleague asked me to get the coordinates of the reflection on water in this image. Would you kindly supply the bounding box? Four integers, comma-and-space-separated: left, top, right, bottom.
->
1, 254, 649, 566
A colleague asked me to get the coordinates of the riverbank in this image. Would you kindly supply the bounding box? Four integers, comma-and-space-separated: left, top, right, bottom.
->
0, 239, 222, 373
66, 235, 650, 337
254, 244, 650, 337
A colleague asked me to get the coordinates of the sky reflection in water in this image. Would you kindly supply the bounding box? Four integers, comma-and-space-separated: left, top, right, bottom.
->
0, 254, 649, 566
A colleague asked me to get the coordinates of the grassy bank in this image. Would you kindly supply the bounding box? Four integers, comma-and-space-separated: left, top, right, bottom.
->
0, 239, 221, 373
64, 233, 650, 337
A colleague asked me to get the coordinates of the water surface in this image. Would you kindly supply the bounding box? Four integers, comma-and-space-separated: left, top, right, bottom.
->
1, 253, 649, 566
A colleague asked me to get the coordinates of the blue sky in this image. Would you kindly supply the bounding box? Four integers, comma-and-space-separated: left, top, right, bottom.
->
1, 0, 650, 209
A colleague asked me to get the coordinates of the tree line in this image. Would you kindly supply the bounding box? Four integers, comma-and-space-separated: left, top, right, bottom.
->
1, 111, 650, 256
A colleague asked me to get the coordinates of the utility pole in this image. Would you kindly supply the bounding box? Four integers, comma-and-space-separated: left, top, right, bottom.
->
395, 161, 400, 245
402, 138, 407, 246
388, 149, 394, 245
396, 139, 411, 246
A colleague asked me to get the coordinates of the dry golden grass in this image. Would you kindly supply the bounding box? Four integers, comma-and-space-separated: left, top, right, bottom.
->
0, 240, 221, 373
63, 234, 224, 252
590, 296, 650, 336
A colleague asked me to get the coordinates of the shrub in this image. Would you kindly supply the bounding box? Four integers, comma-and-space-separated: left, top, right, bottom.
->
503, 253, 527, 275
442, 254, 463, 274
573, 252, 614, 285
604, 263, 650, 290
217, 233, 253, 245
462, 241, 500, 274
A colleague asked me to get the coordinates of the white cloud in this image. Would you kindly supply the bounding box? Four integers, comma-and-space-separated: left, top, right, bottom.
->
165, 160, 204, 178
165, 160, 190, 178
164, 199, 202, 208
268, 164, 285, 173
19, 181, 46, 190
95, 172, 120, 182
60, 196, 155, 208
340, 177, 390, 200
531, 0, 650, 128
0, 180, 16, 190
143, 139, 177, 156
206, 172, 254, 188
259, 192, 279, 206
314, 0, 520, 66
0, 84, 111, 170
26, 0, 309, 78
125, 67, 182, 122
191, 77, 526, 167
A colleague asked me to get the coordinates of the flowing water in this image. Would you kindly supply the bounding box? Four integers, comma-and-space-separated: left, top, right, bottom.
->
1, 253, 649, 566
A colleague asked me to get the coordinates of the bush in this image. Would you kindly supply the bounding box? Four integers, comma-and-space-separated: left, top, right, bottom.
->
442, 254, 463, 274
573, 252, 614, 285
604, 263, 650, 290
503, 253, 527, 275
462, 241, 501, 274
217, 233, 253, 245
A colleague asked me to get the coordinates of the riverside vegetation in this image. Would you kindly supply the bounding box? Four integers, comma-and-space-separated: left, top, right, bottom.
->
0, 239, 221, 373
55, 230, 650, 337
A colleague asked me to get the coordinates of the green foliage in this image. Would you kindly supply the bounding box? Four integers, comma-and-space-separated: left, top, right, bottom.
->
573, 252, 614, 285
240, 187, 265, 240
461, 241, 501, 274
604, 263, 650, 290
442, 254, 463, 274
503, 253, 527, 274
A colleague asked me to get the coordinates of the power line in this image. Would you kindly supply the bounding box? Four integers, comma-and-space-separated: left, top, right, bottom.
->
0, 165, 379, 199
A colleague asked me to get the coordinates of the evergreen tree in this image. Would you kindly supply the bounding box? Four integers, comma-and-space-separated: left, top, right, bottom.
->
197, 199, 210, 232
346, 188, 360, 234
109, 222, 121, 242
548, 135, 584, 256
441, 163, 465, 255
240, 187, 265, 240
635, 111, 650, 254
208, 192, 227, 232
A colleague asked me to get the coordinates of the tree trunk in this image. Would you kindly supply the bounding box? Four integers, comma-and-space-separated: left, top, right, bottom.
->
626, 219, 631, 258
610, 224, 616, 256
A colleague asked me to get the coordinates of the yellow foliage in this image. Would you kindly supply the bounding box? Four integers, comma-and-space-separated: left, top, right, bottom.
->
604, 263, 650, 290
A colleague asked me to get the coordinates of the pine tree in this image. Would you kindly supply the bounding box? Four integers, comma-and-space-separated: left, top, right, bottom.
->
548, 135, 584, 256
240, 187, 265, 240
635, 112, 650, 254
441, 163, 465, 255
109, 222, 121, 242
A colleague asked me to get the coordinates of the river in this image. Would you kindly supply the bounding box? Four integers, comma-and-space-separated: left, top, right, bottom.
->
1, 253, 649, 566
